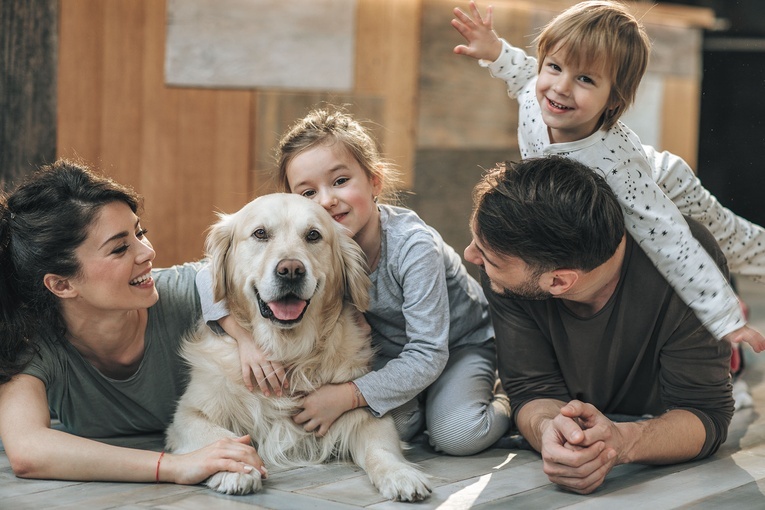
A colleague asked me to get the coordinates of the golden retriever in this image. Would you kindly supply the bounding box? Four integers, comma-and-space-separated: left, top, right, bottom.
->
166, 193, 431, 501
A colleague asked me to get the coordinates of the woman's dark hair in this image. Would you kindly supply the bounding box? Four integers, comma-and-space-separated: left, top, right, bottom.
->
471, 156, 624, 273
0, 159, 142, 383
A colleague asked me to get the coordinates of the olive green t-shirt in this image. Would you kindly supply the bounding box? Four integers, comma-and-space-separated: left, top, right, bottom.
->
489, 219, 734, 460
23, 263, 203, 438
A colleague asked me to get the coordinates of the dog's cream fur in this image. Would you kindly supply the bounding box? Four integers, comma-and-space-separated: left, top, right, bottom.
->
166, 193, 430, 501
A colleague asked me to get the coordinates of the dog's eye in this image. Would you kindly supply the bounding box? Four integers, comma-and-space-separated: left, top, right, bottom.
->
306, 229, 322, 242
252, 228, 268, 240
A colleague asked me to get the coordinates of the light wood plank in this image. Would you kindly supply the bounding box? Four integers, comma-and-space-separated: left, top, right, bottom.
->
154, 490, 364, 510
57, 0, 106, 166
57, 0, 253, 267
680, 478, 765, 509
660, 76, 700, 170
559, 448, 765, 509
165, 0, 356, 91
136, 0, 183, 266
99, 0, 147, 188
355, 0, 421, 189
418, 0, 524, 151
265, 462, 366, 493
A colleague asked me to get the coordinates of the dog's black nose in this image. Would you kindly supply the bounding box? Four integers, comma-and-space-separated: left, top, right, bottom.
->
276, 259, 305, 281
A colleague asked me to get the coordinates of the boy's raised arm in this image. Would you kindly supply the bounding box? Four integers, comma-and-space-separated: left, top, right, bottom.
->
452, 1, 503, 62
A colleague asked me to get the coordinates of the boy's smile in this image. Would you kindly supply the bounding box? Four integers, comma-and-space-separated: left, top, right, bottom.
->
536, 48, 614, 143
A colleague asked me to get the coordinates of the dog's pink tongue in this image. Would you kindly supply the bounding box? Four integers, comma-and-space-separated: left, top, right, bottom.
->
268, 297, 307, 321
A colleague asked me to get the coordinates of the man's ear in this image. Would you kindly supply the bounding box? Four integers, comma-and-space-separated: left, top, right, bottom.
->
43, 274, 78, 299
541, 270, 579, 296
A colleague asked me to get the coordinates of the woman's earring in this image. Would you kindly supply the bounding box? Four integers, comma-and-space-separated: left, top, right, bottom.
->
373, 195, 378, 203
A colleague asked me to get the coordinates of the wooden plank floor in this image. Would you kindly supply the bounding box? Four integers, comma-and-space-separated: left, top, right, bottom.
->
4, 278, 765, 509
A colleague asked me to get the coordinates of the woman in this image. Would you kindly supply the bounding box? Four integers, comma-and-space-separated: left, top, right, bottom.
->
0, 160, 265, 484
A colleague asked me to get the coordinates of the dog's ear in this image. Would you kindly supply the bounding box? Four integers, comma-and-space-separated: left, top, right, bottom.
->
338, 233, 371, 312
205, 212, 235, 302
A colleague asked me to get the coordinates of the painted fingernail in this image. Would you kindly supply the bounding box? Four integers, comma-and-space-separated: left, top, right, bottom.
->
243, 464, 254, 473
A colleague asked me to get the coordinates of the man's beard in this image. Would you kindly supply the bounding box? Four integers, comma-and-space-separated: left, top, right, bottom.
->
480, 267, 552, 301
501, 286, 551, 300
498, 276, 552, 301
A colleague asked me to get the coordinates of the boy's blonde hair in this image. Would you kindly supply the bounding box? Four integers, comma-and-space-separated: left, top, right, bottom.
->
535, 1, 650, 131
275, 106, 399, 203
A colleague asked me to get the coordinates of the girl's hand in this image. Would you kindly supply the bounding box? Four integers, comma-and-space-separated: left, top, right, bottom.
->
164, 435, 268, 485
219, 315, 288, 395
724, 324, 765, 353
237, 340, 288, 396
452, 1, 503, 62
293, 383, 358, 437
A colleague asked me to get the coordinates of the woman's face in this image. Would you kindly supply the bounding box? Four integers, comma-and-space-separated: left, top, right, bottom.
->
67, 201, 158, 313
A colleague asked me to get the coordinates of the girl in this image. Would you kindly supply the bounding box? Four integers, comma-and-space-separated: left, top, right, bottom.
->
203, 107, 511, 456
0, 160, 266, 484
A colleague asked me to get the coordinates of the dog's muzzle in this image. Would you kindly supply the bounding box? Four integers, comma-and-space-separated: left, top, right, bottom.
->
255, 258, 311, 325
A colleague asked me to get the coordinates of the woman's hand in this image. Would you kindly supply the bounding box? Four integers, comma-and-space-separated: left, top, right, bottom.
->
163, 435, 267, 485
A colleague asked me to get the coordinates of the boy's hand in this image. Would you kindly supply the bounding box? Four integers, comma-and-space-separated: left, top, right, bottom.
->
724, 324, 765, 353
218, 315, 288, 395
452, 1, 503, 62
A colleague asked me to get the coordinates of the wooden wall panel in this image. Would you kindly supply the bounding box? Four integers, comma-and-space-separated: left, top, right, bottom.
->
54, 0, 711, 269
165, 0, 356, 91
57, 0, 252, 266
56, 0, 104, 168
355, 0, 421, 189
0, 0, 58, 188
418, 0, 526, 150
661, 77, 700, 169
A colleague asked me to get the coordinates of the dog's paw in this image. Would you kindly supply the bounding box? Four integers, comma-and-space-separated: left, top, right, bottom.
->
376, 465, 432, 502
206, 471, 262, 495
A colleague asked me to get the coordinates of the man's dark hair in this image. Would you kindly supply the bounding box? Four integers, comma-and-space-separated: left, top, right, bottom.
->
471, 156, 625, 273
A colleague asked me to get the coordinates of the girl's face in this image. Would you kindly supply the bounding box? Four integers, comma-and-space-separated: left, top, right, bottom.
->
67, 201, 158, 312
287, 143, 381, 240
536, 46, 614, 143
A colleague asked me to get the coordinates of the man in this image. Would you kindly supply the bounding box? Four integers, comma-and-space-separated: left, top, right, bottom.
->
464, 156, 734, 494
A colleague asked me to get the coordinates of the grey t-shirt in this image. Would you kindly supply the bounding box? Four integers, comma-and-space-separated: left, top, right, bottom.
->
489, 219, 734, 460
22, 263, 203, 438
